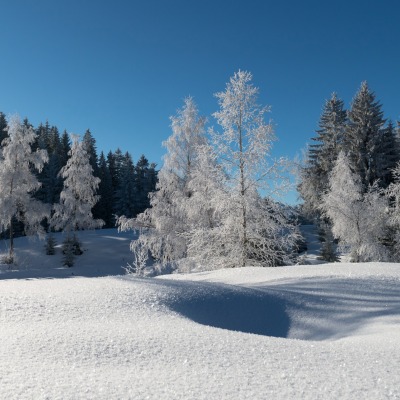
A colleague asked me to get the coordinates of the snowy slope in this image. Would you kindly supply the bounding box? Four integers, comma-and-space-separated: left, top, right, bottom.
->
0, 229, 135, 279
1, 232, 399, 399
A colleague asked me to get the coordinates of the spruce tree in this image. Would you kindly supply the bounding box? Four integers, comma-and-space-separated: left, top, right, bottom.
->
82, 129, 99, 176
51, 134, 104, 235
135, 154, 150, 214
298, 93, 347, 215
0, 112, 8, 145
59, 130, 71, 168
115, 152, 137, 218
95, 151, 114, 227
344, 82, 386, 190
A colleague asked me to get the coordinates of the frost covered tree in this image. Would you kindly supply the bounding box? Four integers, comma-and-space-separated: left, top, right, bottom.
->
321, 152, 389, 262
385, 161, 400, 259
51, 134, 104, 235
209, 70, 298, 268
121, 97, 207, 272
0, 115, 50, 263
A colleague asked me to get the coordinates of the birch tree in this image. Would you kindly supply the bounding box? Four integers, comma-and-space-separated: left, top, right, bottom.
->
210, 70, 298, 268
0, 115, 50, 263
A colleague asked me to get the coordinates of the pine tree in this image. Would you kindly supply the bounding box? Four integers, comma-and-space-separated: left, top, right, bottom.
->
45, 233, 57, 255
94, 152, 114, 227
344, 82, 386, 190
299, 93, 347, 215
0, 115, 50, 263
82, 129, 99, 176
51, 134, 104, 235
376, 121, 400, 187
115, 152, 137, 218
59, 130, 71, 168
0, 112, 8, 145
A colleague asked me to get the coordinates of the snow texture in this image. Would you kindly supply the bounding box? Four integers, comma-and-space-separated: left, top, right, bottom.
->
1, 231, 399, 399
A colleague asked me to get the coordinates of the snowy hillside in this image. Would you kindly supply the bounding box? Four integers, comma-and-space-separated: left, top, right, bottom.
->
1, 231, 400, 399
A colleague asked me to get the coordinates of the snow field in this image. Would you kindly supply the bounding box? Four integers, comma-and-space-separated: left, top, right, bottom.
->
1, 231, 399, 399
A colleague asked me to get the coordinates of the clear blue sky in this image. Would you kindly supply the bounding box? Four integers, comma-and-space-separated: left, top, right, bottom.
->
1, 0, 400, 203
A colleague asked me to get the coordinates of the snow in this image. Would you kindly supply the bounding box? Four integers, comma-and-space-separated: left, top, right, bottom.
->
1, 230, 400, 399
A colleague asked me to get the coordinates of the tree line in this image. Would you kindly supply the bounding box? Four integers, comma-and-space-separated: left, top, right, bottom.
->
299, 82, 400, 262
0, 112, 157, 264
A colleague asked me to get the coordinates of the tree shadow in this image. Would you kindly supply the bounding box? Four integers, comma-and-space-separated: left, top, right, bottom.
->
257, 276, 400, 340
156, 279, 290, 338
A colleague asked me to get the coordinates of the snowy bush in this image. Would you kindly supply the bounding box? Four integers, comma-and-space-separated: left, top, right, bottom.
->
45, 234, 57, 255
321, 152, 389, 262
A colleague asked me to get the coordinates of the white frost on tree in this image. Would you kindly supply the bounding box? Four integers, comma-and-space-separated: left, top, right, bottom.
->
0, 115, 50, 263
321, 152, 389, 262
208, 70, 298, 268
385, 161, 400, 258
51, 134, 104, 233
120, 97, 207, 272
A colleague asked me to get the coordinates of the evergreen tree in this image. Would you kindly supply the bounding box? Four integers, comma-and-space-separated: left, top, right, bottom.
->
0, 112, 8, 145
95, 152, 114, 227
115, 152, 137, 218
51, 134, 104, 236
59, 130, 71, 168
0, 115, 50, 263
376, 121, 400, 187
299, 93, 347, 215
135, 154, 151, 214
45, 233, 57, 255
82, 129, 99, 176
344, 82, 386, 190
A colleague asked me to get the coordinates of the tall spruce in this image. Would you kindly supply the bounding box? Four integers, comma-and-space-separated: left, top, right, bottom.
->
115, 152, 137, 218
95, 152, 114, 227
299, 93, 347, 215
344, 82, 386, 190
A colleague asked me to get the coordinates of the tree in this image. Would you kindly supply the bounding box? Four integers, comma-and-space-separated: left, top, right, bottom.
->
59, 130, 71, 168
82, 129, 99, 176
298, 93, 347, 215
209, 70, 298, 268
115, 152, 137, 218
344, 82, 386, 190
385, 161, 400, 259
126, 97, 207, 271
0, 115, 50, 263
321, 152, 389, 262
94, 152, 114, 227
0, 112, 8, 145
51, 134, 104, 234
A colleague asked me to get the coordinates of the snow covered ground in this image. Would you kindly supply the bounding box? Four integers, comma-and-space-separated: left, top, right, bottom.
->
1, 230, 399, 399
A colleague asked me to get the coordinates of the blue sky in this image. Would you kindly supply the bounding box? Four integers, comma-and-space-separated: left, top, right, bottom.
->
1, 0, 400, 203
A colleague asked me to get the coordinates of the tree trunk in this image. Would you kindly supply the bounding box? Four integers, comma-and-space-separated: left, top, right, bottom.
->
9, 219, 14, 264
238, 112, 247, 268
